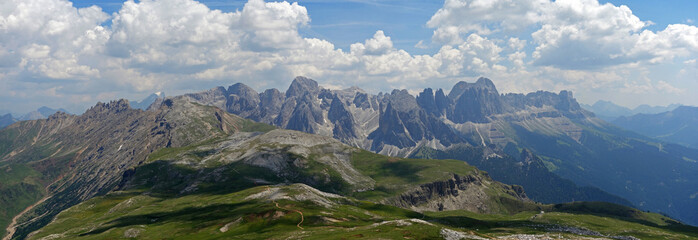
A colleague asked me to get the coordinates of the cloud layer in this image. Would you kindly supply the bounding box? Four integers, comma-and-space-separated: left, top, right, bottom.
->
1, 0, 697, 114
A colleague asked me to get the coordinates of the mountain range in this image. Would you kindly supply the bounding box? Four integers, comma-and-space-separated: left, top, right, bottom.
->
18, 107, 69, 121
0, 93, 164, 131
581, 100, 681, 122
613, 106, 698, 149
0, 107, 71, 130
2, 76, 698, 239
178, 76, 698, 226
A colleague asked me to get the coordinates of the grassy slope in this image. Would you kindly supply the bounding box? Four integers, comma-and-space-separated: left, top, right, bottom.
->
0, 121, 67, 237
350, 149, 477, 200
28, 185, 698, 240
27, 131, 698, 239
350, 149, 536, 215
139, 133, 528, 213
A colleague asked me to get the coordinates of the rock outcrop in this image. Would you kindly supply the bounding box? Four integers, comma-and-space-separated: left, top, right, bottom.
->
386, 173, 528, 213
448, 78, 505, 123
328, 94, 358, 141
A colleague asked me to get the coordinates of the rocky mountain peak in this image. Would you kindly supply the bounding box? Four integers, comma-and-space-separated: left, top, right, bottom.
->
434, 88, 451, 114
555, 90, 582, 112
227, 83, 258, 96
85, 99, 132, 115
502, 90, 585, 117
328, 94, 358, 140
448, 81, 468, 99
258, 88, 284, 111
417, 88, 444, 117
416, 88, 453, 117
448, 78, 504, 123
352, 92, 370, 109
448, 77, 499, 100
47, 111, 73, 121
386, 89, 419, 112
475, 77, 496, 89
287, 76, 320, 98
416, 88, 436, 108
226, 83, 261, 116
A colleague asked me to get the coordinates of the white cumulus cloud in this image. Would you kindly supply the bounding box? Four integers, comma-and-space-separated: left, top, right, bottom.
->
1, 0, 697, 113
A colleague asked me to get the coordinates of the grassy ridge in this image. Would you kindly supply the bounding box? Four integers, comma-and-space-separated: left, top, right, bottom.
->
28, 185, 698, 240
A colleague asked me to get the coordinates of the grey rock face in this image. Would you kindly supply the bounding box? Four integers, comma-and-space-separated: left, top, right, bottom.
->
417, 88, 453, 118
328, 95, 358, 140
386, 173, 528, 213
369, 102, 414, 150
369, 90, 462, 151
502, 90, 588, 119
353, 92, 375, 110
226, 83, 260, 117
286, 76, 320, 98
449, 77, 504, 123
435, 89, 452, 117
254, 88, 285, 123
417, 88, 438, 116
286, 93, 324, 134
183, 86, 229, 110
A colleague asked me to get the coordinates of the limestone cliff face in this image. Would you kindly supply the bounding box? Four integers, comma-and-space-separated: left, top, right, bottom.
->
448, 78, 505, 123
385, 173, 529, 214
226, 83, 261, 117
369, 89, 462, 151
328, 95, 358, 141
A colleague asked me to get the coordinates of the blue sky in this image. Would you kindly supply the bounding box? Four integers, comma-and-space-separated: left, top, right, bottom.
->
71, 0, 446, 53
69, 0, 696, 54
1, 0, 697, 115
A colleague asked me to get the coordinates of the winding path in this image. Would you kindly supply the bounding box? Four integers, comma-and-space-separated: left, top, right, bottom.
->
4, 147, 85, 240
3, 196, 50, 240
265, 186, 304, 229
